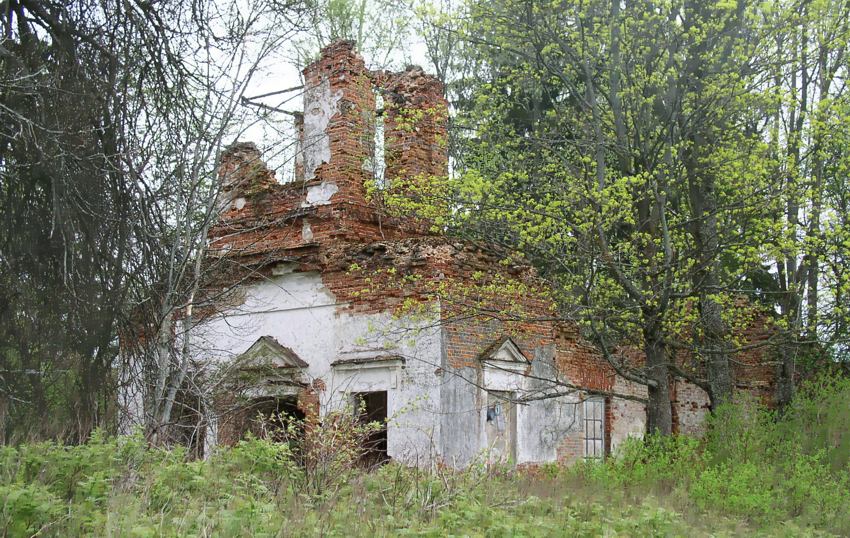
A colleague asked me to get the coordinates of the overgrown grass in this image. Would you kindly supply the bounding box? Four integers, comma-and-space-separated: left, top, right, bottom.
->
1, 375, 848, 537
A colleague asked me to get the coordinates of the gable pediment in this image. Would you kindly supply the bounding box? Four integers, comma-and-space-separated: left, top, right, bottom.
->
236, 336, 308, 370
479, 337, 530, 367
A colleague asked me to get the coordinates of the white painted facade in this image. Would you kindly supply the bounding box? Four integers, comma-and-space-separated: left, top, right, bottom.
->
191, 269, 444, 464
184, 268, 603, 467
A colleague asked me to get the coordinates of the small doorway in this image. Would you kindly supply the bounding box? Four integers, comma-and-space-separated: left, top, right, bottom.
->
352, 391, 388, 467
485, 391, 517, 464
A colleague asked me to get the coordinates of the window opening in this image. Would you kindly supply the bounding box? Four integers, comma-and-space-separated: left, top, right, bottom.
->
583, 397, 605, 459
372, 91, 387, 188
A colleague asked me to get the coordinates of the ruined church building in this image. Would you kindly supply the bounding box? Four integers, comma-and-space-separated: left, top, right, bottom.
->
151, 42, 774, 466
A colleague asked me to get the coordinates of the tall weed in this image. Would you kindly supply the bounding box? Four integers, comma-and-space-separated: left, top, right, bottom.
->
0, 374, 846, 536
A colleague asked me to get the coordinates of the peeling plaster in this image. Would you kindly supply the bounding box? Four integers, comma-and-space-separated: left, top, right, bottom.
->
302, 181, 339, 207
302, 220, 314, 242
521, 349, 579, 462
271, 262, 296, 276
302, 77, 342, 180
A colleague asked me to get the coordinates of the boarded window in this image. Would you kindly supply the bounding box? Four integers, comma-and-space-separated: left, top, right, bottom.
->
583, 397, 605, 459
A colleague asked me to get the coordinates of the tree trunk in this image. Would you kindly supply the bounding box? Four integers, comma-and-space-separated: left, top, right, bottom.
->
680, 0, 739, 409
688, 171, 733, 409
700, 296, 733, 409
644, 318, 672, 436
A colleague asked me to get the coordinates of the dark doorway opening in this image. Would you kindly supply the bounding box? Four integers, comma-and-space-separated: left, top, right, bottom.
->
353, 391, 388, 468
246, 396, 305, 442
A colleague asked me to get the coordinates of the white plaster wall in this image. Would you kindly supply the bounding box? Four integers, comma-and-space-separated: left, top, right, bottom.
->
323, 309, 443, 466
190, 271, 442, 466
521, 394, 582, 463
189, 271, 613, 467
190, 272, 338, 373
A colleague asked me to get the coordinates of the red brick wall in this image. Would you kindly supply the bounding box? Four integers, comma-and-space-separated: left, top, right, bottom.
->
302, 40, 374, 206
557, 433, 584, 465
672, 379, 711, 436
380, 66, 449, 185
209, 41, 450, 262
555, 324, 617, 392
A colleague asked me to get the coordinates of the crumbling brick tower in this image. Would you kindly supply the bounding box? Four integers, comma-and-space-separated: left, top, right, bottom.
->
211, 40, 448, 260
206, 41, 459, 449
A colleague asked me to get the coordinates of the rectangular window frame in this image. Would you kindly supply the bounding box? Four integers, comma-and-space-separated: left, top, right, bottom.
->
583, 397, 605, 460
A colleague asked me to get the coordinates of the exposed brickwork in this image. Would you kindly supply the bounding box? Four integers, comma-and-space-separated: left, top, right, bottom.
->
205, 40, 779, 453
730, 318, 776, 401
213, 392, 243, 447
302, 40, 374, 202
557, 434, 584, 465
672, 380, 711, 436
214, 382, 321, 448
442, 309, 553, 370
378, 66, 449, 186
208, 44, 450, 265
296, 384, 321, 419
555, 324, 616, 392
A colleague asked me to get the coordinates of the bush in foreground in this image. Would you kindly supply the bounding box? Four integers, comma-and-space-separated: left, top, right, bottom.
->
574, 373, 850, 534
0, 375, 847, 536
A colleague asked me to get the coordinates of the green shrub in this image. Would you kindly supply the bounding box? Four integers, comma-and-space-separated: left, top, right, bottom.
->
574, 432, 702, 496
695, 375, 850, 532
690, 460, 775, 520
0, 373, 847, 536
782, 449, 849, 524
783, 374, 850, 472
0, 483, 64, 536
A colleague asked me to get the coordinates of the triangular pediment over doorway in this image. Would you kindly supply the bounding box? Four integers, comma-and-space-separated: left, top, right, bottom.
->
478, 337, 530, 366
236, 336, 308, 370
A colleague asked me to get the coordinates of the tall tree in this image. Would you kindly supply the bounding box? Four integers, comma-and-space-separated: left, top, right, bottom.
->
293, 0, 415, 69
764, 0, 850, 406
676, 0, 772, 407
116, 0, 307, 446
0, 0, 172, 441
0, 0, 307, 443
416, 0, 691, 433
400, 0, 836, 430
